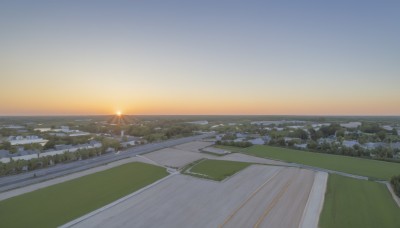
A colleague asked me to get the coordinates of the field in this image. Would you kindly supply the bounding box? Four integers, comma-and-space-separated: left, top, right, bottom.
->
319, 174, 400, 228
222, 145, 400, 180
0, 162, 168, 228
185, 159, 251, 181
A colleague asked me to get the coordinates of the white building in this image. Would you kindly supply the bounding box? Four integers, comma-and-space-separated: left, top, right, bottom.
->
7, 135, 48, 146
340, 122, 361, 129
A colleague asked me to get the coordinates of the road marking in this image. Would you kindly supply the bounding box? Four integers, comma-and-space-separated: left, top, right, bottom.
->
219, 168, 282, 228
253, 175, 294, 228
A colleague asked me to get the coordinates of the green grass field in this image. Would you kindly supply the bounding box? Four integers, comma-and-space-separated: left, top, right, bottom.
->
220, 145, 400, 180
185, 159, 251, 181
320, 174, 400, 228
0, 162, 168, 228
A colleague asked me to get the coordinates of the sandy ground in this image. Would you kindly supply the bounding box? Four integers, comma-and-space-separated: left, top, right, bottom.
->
173, 141, 214, 152
71, 165, 316, 228
142, 148, 213, 168
0, 156, 155, 201
299, 172, 328, 228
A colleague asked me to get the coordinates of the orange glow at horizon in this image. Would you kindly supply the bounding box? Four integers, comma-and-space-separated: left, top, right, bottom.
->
1, 93, 400, 116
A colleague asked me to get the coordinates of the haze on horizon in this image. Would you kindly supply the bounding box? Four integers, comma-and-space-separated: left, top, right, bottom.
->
0, 1, 399, 116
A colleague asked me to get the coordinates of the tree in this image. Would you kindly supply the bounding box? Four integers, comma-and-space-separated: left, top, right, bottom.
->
376, 131, 387, 141
392, 128, 398, 136
319, 124, 341, 137
336, 129, 345, 138
101, 138, 121, 152
307, 140, 318, 150
360, 122, 383, 133
2, 141, 12, 150
291, 129, 308, 140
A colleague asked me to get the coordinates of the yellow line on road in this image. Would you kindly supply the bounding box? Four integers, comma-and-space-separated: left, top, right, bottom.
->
253, 176, 294, 228
219, 169, 282, 228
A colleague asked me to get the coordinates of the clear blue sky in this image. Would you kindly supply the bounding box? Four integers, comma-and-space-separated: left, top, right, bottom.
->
0, 1, 399, 115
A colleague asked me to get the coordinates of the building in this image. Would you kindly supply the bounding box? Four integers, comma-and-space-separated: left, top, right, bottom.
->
340, 122, 361, 129
342, 140, 359, 148
185, 120, 209, 125
248, 138, 265, 145
7, 135, 48, 146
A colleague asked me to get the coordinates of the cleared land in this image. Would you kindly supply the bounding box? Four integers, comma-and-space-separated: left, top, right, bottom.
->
226, 145, 400, 180
173, 141, 214, 152
213, 152, 287, 166
201, 146, 230, 155
184, 159, 251, 181
143, 147, 212, 168
72, 165, 316, 228
0, 162, 168, 228
320, 174, 400, 228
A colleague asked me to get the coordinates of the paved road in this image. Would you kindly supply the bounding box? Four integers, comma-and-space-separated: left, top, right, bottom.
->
0, 133, 214, 193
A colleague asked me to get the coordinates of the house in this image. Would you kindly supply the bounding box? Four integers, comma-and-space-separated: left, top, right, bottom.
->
248, 138, 265, 145
295, 144, 308, 149
318, 137, 336, 145
284, 137, 301, 142
185, 120, 209, 125
215, 134, 224, 141
382, 125, 393, 131
7, 135, 48, 146
390, 142, 400, 150
121, 141, 136, 147
262, 135, 271, 143
233, 138, 245, 143
55, 144, 74, 150
340, 122, 361, 129
236, 133, 247, 138
363, 142, 386, 150
342, 140, 359, 148
0, 150, 10, 158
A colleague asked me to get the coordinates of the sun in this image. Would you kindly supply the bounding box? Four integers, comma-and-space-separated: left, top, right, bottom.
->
116, 111, 122, 116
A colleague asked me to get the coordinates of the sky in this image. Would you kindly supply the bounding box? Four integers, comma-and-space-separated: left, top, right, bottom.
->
0, 0, 399, 116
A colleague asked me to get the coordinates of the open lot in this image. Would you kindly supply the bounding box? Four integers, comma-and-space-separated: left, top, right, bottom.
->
72, 165, 316, 228
213, 152, 287, 166
201, 146, 230, 155
226, 145, 400, 180
0, 162, 168, 228
143, 147, 213, 168
173, 141, 214, 152
143, 143, 287, 170
320, 174, 400, 228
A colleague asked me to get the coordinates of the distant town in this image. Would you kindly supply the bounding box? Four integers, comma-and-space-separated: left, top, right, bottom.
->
0, 116, 399, 176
